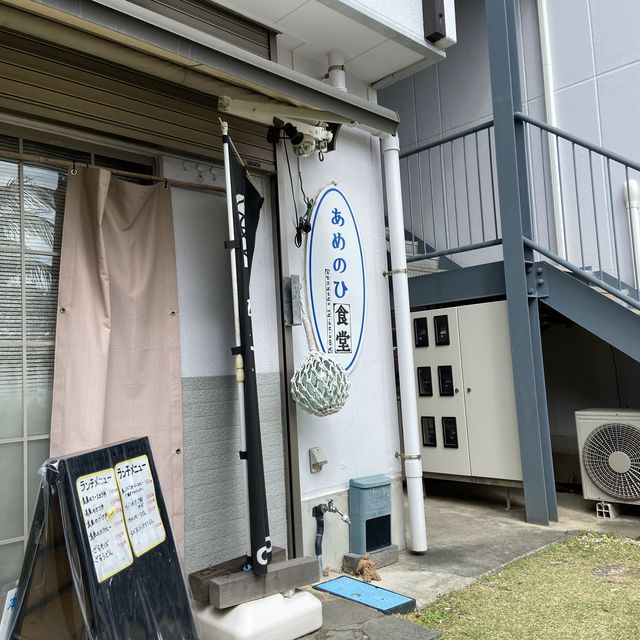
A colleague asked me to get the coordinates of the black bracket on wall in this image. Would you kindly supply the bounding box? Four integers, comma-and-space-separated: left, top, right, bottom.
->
423, 0, 446, 43
282, 274, 302, 326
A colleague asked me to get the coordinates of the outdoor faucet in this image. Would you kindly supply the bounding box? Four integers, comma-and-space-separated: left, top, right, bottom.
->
326, 498, 351, 525
311, 499, 351, 574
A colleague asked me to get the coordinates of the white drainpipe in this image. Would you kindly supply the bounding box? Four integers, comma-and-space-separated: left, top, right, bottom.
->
381, 133, 428, 555
537, 0, 566, 258
623, 178, 640, 290
327, 50, 347, 92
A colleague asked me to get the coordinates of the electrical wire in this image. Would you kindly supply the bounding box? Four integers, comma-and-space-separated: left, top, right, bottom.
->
283, 138, 299, 230
270, 124, 313, 248
610, 345, 623, 407
297, 156, 311, 207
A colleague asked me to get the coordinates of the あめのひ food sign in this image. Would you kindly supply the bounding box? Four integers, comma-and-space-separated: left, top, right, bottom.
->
307, 186, 366, 371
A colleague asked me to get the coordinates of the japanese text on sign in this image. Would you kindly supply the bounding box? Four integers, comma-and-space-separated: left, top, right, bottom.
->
115, 455, 166, 557
307, 186, 365, 371
324, 208, 351, 354
76, 469, 133, 582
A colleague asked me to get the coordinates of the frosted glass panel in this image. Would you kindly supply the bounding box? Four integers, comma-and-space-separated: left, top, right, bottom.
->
0, 443, 23, 540
26, 254, 59, 340
23, 164, 67, 253
0, 346, 22, 439
0, 541, 23, 589
0, 160, 19, 247
28, 439, 49, 521
0, 251, 21, 339
27, 346, 54, 436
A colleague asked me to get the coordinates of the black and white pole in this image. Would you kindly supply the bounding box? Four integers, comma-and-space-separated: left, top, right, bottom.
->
221, 121, 272, 576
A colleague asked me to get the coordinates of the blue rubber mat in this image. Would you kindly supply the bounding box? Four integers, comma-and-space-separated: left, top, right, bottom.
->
313, 576, 416, 614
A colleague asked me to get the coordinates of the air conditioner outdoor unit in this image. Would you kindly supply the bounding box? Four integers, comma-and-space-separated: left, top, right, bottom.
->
576, 409, 640, 505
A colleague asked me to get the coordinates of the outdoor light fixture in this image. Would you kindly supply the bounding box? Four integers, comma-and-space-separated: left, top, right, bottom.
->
218, 96, 340, 158
267, 119, 333, 158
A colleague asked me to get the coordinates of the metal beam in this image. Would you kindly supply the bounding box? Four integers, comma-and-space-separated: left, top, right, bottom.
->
542, 262, 640, 364
485, 0, 557, 524
408, 261, 506, 309
407, 239, 502, 263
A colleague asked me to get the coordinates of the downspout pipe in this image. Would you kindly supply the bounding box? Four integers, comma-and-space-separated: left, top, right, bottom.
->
380, 133, 428, 554
328, 50, 347, 92
537, 0, 566, 258
623, 178, 640, 291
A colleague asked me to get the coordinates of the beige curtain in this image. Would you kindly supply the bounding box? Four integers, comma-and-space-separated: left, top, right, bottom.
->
50, 167, 184, 549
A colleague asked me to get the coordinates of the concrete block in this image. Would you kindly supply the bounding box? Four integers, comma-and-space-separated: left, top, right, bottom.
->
342, 544, 399, 574
189, 546, 287, 602
209, 556, 320, 609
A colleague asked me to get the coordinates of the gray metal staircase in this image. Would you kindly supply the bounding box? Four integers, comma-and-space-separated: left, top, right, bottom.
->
539, 262, 640, 363
400, 112, 640, 365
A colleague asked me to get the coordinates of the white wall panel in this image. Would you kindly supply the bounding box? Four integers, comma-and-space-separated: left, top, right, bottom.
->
276, 126, 402, 503
357, 0, 424, 40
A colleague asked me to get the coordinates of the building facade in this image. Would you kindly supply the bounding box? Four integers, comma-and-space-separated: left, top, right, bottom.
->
380, 0, 640, 515
0, 0, 456, 586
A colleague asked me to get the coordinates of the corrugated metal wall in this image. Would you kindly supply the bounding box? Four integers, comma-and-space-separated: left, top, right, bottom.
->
0, 30, 276, 172
129, 0, 273, 59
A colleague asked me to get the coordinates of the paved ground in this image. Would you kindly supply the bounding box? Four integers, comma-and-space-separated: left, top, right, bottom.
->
303, 595, 441, 639
302, 482, 640, 638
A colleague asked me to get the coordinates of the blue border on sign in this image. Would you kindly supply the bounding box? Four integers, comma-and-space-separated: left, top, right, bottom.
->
308, 187, 366, 371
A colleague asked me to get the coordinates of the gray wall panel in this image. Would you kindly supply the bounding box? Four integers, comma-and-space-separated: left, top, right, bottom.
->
414, 66, 442, 143
182, 372, 287, 573
380, 76, 417, 147
589, 0, 640, 74
436, 0, 492, 133
517, 0, 544, 101
554, 80, 600, 143
547, 0, 594, 91
542, 321, 640, 484
597, 64, 640, 160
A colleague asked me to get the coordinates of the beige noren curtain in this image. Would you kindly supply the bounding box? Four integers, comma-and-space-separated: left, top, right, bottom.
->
50, 167, 184, 549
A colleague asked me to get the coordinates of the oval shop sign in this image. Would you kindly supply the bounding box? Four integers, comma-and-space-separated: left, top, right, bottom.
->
307, 185, 366, 372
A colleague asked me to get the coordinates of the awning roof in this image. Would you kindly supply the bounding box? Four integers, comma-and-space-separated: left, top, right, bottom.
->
1, 0, 401, 135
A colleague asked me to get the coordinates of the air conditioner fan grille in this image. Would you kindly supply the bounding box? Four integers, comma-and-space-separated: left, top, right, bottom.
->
583, 422, 640, 501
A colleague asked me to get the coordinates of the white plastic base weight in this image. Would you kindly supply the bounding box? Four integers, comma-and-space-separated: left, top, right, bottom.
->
195, 590, 322, 640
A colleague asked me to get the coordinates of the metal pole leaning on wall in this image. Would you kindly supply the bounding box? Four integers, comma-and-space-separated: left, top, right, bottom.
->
221, 121, 253, 563
485, 0, 557, 525
381, 133, 428, 554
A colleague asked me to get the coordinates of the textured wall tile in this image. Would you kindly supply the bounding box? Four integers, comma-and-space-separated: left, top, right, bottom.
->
182, 372, 287, 572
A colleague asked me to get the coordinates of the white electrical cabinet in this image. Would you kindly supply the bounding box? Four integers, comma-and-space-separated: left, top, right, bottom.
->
411, 300, 523, 483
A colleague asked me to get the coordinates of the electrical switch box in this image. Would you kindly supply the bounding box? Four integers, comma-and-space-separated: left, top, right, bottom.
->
411, 301, 522, 483
438, 365, 454, 396
421, 417, 437, 447
414, 317, 429, 347
442, 417, 459, 448
417, 367, 433, 396
434, 315, 450, 345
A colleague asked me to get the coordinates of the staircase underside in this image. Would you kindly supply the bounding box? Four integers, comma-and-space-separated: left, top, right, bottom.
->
408, 260, 640, 364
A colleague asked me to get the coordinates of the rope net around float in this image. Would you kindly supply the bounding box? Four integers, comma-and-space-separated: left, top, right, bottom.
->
290, 298, 350, 417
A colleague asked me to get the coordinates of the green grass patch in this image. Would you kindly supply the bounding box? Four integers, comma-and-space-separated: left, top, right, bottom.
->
414, 532, 640, 640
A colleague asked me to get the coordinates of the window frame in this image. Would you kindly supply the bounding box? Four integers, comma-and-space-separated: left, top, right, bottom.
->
0, 125, 157, 586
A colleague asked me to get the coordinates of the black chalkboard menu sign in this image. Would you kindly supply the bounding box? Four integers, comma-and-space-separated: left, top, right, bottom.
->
5, 437, 197, 639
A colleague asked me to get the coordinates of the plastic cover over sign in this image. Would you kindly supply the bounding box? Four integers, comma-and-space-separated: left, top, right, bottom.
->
3, 437, 198, 639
